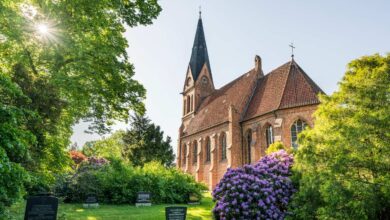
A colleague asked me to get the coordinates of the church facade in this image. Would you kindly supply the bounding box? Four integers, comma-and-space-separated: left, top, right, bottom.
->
177, 16, 324, 190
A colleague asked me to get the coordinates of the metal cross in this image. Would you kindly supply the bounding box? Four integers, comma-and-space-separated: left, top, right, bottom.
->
199, 6, 202, 18
289, 43, 295, 58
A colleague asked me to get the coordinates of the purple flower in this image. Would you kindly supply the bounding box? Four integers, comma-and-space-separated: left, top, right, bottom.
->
212, 150, 295, 219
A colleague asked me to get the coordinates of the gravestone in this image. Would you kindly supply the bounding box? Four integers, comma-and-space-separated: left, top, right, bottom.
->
24, 196, 58, 220
187, 193, 200, 205
83, 195, 99, 208
135, 192, 151, 207
165, 206, 187, 220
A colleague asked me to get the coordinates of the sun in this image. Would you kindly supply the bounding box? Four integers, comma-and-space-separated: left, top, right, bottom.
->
36, 23, 49, 35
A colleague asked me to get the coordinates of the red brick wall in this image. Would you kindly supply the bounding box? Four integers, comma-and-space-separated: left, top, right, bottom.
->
178, 104, 318, 190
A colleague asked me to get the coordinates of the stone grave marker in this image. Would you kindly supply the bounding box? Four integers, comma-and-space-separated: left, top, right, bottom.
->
135, 192, 151, 207
83, 194, 99, 208
24, 196, 58, 220
165, 206, 187, 220
187, 193, 200, 205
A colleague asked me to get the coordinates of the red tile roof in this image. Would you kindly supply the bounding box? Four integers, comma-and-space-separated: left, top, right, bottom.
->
183, 59, 323, 136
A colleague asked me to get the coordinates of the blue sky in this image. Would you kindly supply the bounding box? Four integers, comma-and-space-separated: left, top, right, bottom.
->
71, 0, 390, 148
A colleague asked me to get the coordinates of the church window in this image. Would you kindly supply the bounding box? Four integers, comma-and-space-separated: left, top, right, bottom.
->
205, 137, 211, 162
221, 133, 227, 160
265, 125, 274, 147
183, 99, 186, 115
202, 76, 208, 85
182, 144, 187, 166
191, 95, 194, 112
186, 77, 191, 86
186, 95, 190, 113
245, 129, 252, 164
193, 141, 198, 164
291, 119, 307, 149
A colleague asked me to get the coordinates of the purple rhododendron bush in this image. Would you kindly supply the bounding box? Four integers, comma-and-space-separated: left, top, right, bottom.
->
212, 150, 295, 220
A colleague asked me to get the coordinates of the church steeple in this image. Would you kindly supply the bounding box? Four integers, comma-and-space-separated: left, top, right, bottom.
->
189, 14, 211, 81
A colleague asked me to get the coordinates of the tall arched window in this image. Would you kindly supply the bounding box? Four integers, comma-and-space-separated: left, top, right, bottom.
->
205, 137, 211, 162
193, 141, 198, 164
291, 119, 307, 149
265, 125, 274, 147
182, 144, 187, 166
183, 99, 186, 115
245, 129, 252, 164
190, 95, 194, 112
221, 133, 227, 161
186, 95, 190, 113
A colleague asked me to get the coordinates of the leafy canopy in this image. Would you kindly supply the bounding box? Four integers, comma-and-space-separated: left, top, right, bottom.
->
0, 0, 161, 214
290, 54, 390, 219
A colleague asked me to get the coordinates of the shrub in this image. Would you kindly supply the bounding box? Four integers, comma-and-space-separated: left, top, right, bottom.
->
63, 159, 206, 204
266, 141, 292, 155
69, 151, 87, 165
212, 150, 294, 220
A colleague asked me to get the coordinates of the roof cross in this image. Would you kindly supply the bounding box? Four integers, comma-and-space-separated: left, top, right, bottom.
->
199, 6, 202, 18
289, 42, 295, 58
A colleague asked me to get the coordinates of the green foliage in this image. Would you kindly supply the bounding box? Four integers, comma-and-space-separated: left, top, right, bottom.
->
289, 54, 390, 219
64, 160, 206, 204
82, 131, 126, 159
0, 73, 33, 216
266, 141, 290, 155
122, 114, 175, 167
0, 0, 161, 215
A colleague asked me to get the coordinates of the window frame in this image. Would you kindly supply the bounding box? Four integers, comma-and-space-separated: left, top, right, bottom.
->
291, 119, 307, 149
221, 133, 227, 161
265, 125, 274, 147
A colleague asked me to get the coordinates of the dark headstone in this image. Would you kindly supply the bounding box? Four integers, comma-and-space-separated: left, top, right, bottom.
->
136, 192, 151, 207
83, 194, 99, 208
165, 207, 187, 220
24, 196, 58, 220
85, 195, 98, 204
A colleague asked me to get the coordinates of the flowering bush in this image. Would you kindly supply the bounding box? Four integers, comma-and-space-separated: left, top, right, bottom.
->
69, 151, 87, 165
212, 150, 294, 220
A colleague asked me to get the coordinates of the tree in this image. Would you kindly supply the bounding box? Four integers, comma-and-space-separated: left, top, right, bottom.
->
82, 131, 126, 159
123, 114, 175, 167
0, 0, 161, 214
0, 73, 34, 215
289, 54, 390, 219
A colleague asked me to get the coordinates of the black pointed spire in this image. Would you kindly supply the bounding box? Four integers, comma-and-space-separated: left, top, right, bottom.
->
189, 15, 211, 81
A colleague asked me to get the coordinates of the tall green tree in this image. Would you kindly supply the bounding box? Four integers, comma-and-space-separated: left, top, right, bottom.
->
0, 73, 35, 215
82, 130, 126, 159
290, 54, 390, 219
0, 0, 161, 213
123, 114, 175, 167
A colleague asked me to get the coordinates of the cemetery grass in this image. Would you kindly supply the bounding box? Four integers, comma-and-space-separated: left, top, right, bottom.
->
8, 193, 214, 220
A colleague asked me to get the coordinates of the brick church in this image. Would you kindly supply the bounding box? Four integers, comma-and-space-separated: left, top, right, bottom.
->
177, 15, 324, 190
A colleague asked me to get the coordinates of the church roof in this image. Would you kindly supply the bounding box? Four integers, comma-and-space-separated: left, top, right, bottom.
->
183, 59, 323, 136
189, 16, 212, 81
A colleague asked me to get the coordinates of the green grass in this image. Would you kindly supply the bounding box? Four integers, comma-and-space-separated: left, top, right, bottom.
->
8, 193, 214, 220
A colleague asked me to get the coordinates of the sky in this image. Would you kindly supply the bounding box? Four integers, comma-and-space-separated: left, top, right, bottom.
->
71, 0, 390, 149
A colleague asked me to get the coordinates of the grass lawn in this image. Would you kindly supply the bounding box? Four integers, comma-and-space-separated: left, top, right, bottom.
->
8, 193, 214, 220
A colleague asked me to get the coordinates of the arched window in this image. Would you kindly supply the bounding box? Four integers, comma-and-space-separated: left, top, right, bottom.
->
221, 133, 227, 161
182, 144, 187, 166
265, 125, 274, 147
186, 95, 190, 113
183, 99, 186, 115
205, 137, 211, 162
193, 141, 198, 164
291, 119, 307, 149
190, 95, 194, 112
245, 129, 252, 164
